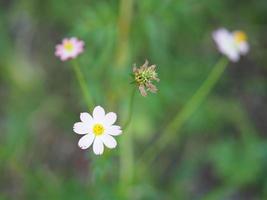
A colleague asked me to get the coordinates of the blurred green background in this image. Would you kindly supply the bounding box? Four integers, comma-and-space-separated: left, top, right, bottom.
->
0, 0, 267, 199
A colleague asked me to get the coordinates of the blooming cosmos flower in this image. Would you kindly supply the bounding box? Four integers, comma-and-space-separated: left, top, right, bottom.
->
73, 106, 122, 155
212, 28, 249, 62
132, 60, 160, 97
55, 37, 84, 61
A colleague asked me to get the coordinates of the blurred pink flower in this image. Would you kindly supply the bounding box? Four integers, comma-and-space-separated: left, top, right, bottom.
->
212, 28, 249, 62
55, 37, 84, 61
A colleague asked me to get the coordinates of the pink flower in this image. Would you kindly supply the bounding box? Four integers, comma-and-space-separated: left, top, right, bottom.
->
55, 37, 84, 61
212, 28, 249, 62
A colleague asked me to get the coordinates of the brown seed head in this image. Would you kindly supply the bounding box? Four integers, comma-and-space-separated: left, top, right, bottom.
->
132, 60, 159, 96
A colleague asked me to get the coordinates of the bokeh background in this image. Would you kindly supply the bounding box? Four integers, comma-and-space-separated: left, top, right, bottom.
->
0, 0, 267, 199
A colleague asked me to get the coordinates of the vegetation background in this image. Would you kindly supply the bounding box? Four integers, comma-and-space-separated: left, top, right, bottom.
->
0, 0, 267, 199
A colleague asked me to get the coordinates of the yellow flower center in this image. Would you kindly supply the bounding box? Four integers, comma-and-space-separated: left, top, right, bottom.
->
64, 41, 74, 52
93, 124, 104, 136
233, 31, 247, 44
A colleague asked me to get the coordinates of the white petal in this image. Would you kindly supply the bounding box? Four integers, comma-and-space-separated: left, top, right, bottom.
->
101, 134, 117, 149
93, 106, 105, 121
238, 42, 249, 55
213, 28, 240, 62
78, 134, 95, 149
80, 112, 93, 123
73, 122, 89, 134
93, 138, 104, 155
105, 112, 117, 125
226, 50, 240, 62
212, 28, 231, 48
106, 125, 122, 136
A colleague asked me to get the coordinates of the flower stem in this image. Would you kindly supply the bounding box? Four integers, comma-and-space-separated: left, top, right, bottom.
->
115, 0, 134, 68
123, 88, 136, 130
139, 57, 229, 164
119, 88, 136, 198
71, 60, 94, 111
116, 0, 135, 197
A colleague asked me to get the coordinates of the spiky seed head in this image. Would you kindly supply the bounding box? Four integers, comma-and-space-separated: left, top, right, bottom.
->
132, 60, 160, 97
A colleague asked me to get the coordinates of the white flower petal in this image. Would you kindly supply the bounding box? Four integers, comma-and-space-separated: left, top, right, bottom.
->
93, 137, 104, 155
238, 42, 249, 55
226, 50, 240, 62
93, 106, 105, 121
212, 28, 231, 48
105, 112, 117, 125
80, 112, 93, 123
213, 28, 240, 62
78, 134, 95, 149
73, 122, 90, 135
106, 125, 122, 136
101, 134, 117, 149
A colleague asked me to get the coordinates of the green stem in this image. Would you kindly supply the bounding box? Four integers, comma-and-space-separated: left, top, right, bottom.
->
139, 58, 229, 164
116, 0, 134, 197
119, 131, 134, 196
119, 88, 136, 198
123, 88, 136, 130
71, 60, 94, 111
115, 0, 134, 69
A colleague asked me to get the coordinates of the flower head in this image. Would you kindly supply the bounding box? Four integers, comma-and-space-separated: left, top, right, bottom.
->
55, 37, 84, 61
132, 60, 160, 96
73, 106, 122, 155
212, 28, 249, 62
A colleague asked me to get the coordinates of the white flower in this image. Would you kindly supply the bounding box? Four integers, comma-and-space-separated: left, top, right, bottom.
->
73, 106, 122, 155
212, 28, 249, 62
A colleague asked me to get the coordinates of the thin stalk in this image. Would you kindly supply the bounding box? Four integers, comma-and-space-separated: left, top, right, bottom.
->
116, 0, 135, 197
71, 60, 94, 111
123, 88, 136, 130
139, 58, 229, 164
119, 88, 136, 198
115, 0, 134, 68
